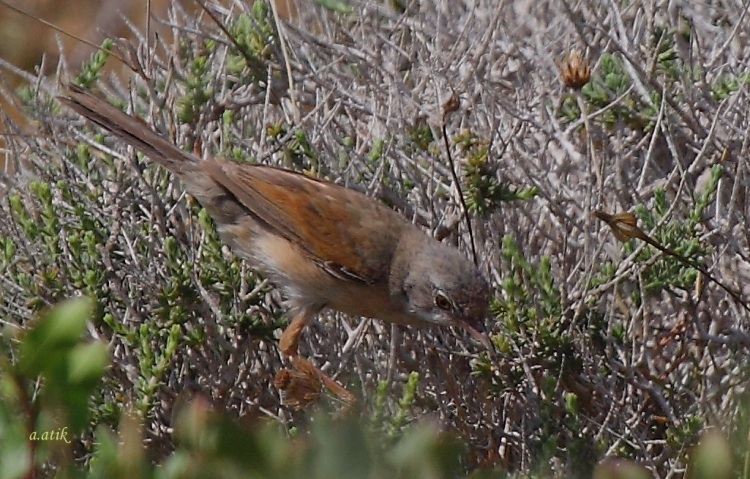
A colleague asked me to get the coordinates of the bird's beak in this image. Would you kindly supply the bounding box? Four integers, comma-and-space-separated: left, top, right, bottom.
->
460, 320, 494, 352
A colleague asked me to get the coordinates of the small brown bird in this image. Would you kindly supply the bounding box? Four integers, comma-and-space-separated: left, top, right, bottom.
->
60, 84, 492, 405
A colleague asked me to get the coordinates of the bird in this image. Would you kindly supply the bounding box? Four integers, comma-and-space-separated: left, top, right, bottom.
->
60, 84, 492, 406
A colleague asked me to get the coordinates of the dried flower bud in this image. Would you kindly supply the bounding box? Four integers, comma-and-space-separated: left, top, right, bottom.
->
560, 50, 591, 89
442, 90, 460, 118
274, 358, 323, 410
593, 210, 640, 243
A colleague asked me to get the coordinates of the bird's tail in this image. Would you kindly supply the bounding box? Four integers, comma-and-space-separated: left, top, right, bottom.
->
59, 84, 200, 176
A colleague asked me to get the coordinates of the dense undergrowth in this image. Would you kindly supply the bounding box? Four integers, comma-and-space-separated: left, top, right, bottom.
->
2, 1, 750, 477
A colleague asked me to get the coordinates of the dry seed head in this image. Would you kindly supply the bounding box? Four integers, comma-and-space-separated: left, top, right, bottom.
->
442, 90, 460, 118
560, 50, 591, 89
593, 210, 640, 243
274, 359, 323, 410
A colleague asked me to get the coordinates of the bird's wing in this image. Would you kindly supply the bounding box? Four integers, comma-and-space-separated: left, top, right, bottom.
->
204, 160, 404, 283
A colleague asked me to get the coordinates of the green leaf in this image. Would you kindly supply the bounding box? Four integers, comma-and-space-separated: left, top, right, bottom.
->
68, 342, 108, 386
691, 430, 732, 479
315, 0, 354, 14
20, 298, 93, 375
0, 421, 30, 479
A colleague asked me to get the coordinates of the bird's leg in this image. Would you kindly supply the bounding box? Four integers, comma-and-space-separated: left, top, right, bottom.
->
276, 306, 356, 406
279, 306, 315, 356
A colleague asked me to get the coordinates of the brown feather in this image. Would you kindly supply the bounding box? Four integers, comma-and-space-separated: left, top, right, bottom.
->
206, 159, 405, 283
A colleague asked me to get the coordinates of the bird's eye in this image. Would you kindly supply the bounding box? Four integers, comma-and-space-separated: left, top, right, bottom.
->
434, 292, 453, 311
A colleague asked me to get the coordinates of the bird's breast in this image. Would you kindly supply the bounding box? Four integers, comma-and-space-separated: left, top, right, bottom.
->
218, 222, 425, 327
